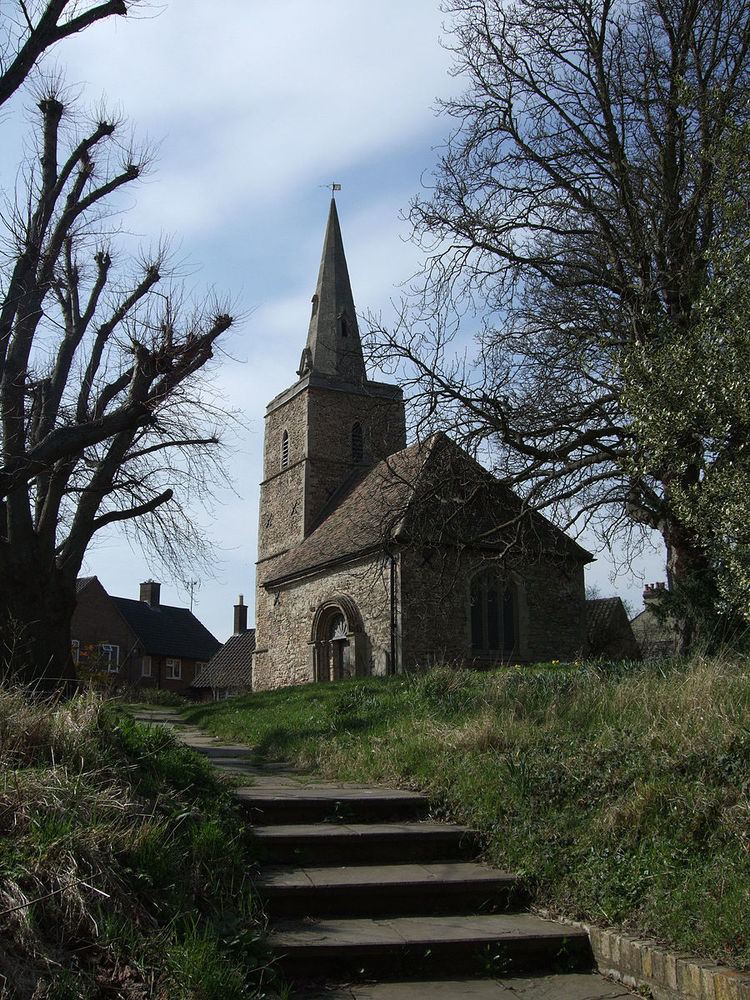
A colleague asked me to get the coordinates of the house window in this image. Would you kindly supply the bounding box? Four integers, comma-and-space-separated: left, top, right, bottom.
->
141, 655, 152, 678
166, 658, 182, 680
100, 643, 120, 672
281, 429, 289, 469
470, 571, 516, 654
195, 661, 208, 673
71, 639, 80, 665
351, 422, 364, 463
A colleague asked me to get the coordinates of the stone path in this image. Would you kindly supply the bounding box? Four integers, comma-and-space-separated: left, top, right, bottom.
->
131, 707, 633, 1000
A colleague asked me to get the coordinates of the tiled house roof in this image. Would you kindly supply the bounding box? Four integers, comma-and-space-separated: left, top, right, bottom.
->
264, 433, 592, 586
76, 576, 96, 593
192, 630, 256, 690
586, 597, 623, 642
112, 597, 221, 661
586, 597, 640, 659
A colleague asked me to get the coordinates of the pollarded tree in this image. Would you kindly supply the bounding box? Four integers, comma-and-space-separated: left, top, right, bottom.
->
369, 0, 750, 650
0, 92, 234, 685
0, 1, 131, 109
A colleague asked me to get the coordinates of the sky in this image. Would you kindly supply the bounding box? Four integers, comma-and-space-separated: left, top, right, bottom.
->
1, 0, 665, 641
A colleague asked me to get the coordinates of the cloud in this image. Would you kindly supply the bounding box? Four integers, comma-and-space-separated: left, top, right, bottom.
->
57, 1, 457, 235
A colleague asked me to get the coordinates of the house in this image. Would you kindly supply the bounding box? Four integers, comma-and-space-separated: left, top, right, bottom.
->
251, 199, 594, 690
192, 596, 255, 700
72, 578, 221, 691
585, 596, 641, 660
630, 582, 677, 658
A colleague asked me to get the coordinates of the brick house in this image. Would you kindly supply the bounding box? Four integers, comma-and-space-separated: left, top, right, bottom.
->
72, 578, 221, 692
252, 199, 594, 690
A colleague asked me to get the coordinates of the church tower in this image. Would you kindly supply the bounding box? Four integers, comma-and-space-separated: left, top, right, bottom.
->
253, 198, 406, 687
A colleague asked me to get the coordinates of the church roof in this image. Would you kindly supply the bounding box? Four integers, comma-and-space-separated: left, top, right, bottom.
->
262, 433, 592, 586
298, 198, 366, 383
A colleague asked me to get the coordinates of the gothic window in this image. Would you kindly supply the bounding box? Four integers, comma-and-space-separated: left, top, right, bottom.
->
470, 571, 516, 654
351, 421, 364, 462
281, 429, 289, 469
311, 294, 318, 317
341, 315, 349, 338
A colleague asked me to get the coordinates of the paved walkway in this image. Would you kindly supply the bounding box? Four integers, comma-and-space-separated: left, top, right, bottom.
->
131, 707, 633, 1000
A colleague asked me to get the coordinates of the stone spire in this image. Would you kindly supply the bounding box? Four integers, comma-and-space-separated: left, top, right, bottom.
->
297, 198, 366, 383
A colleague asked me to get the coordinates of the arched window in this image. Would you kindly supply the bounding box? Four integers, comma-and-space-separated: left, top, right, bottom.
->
470, 571, 516, 654
281, 429, 289, 469
341, 315, 349, 338
351, 421, 364, 462
311, 293, 318, 317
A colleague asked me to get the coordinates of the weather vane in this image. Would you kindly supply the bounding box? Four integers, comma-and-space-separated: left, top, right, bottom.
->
325, 182, 342, 197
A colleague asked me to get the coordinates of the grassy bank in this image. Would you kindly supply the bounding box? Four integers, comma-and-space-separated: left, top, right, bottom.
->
0, 687, 272, 999
184, 657, 750, 969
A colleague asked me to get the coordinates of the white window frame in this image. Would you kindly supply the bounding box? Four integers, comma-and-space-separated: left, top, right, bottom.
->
166, 657, 182, 680
141, 655, 152, 678
100, 643, 120, 672
71, 639, 80, 665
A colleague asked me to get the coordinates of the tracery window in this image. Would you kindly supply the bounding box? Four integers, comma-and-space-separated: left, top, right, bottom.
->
351, 421, 364, 462
281, 429, 289, 469
470, 571, 516, 654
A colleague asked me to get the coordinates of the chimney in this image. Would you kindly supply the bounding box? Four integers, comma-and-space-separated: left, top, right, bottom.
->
140, 580, 161, 607
643, 581, 667, 604
234, 594, 248, 635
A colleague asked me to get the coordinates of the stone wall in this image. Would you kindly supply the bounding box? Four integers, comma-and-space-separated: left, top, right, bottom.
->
304, 385, 405, 532
257, 390, 308, 563
252, 553, 394, 691
400, 547, 587, 668
257, 460, 306, 563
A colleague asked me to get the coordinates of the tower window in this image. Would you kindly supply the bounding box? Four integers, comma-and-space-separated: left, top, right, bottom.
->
351, 422, 364, 463
311, 294, 318, 318
341, 315, 348, 338
281, 429, 289, 469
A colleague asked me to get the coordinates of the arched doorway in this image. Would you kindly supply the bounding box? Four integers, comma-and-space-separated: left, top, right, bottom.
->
310, 596, 364, 682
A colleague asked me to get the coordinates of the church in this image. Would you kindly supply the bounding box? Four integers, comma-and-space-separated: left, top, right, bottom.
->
251, 200, 592, 690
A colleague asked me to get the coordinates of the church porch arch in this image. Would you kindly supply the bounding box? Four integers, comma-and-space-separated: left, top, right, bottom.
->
309, 595, 367, 682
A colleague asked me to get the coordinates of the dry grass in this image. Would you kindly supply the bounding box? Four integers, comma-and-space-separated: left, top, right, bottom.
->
0, 686, 271, 1000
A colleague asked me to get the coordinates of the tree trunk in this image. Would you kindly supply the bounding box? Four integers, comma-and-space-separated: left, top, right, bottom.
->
0, 556, 77, 689
662, 520, 711, 656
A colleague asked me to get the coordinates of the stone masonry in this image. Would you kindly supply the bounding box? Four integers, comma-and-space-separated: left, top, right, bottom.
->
252, 199, 592, 691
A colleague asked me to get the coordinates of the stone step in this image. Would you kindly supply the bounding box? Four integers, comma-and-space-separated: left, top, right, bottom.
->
293, 972, 634, 999
269, 912, 592, 982
237, 786, 429, 825
258, 861, 525, 918
252, 822, 480, 866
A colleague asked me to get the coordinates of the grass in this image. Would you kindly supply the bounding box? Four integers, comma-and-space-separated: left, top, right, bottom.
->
184, 656, 750, 970
0, 685, 275, 999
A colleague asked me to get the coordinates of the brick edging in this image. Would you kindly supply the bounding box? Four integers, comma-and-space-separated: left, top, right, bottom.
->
539, 911, 750, 1000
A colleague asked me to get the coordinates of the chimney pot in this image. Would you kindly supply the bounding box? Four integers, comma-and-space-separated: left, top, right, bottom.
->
140, 580, 160, 606
234, 595, 248, 634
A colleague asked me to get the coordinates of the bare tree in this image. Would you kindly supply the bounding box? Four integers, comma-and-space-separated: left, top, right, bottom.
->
0, 91, 234, 685
0, 1, 131, 108
368, 0, 750, 649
